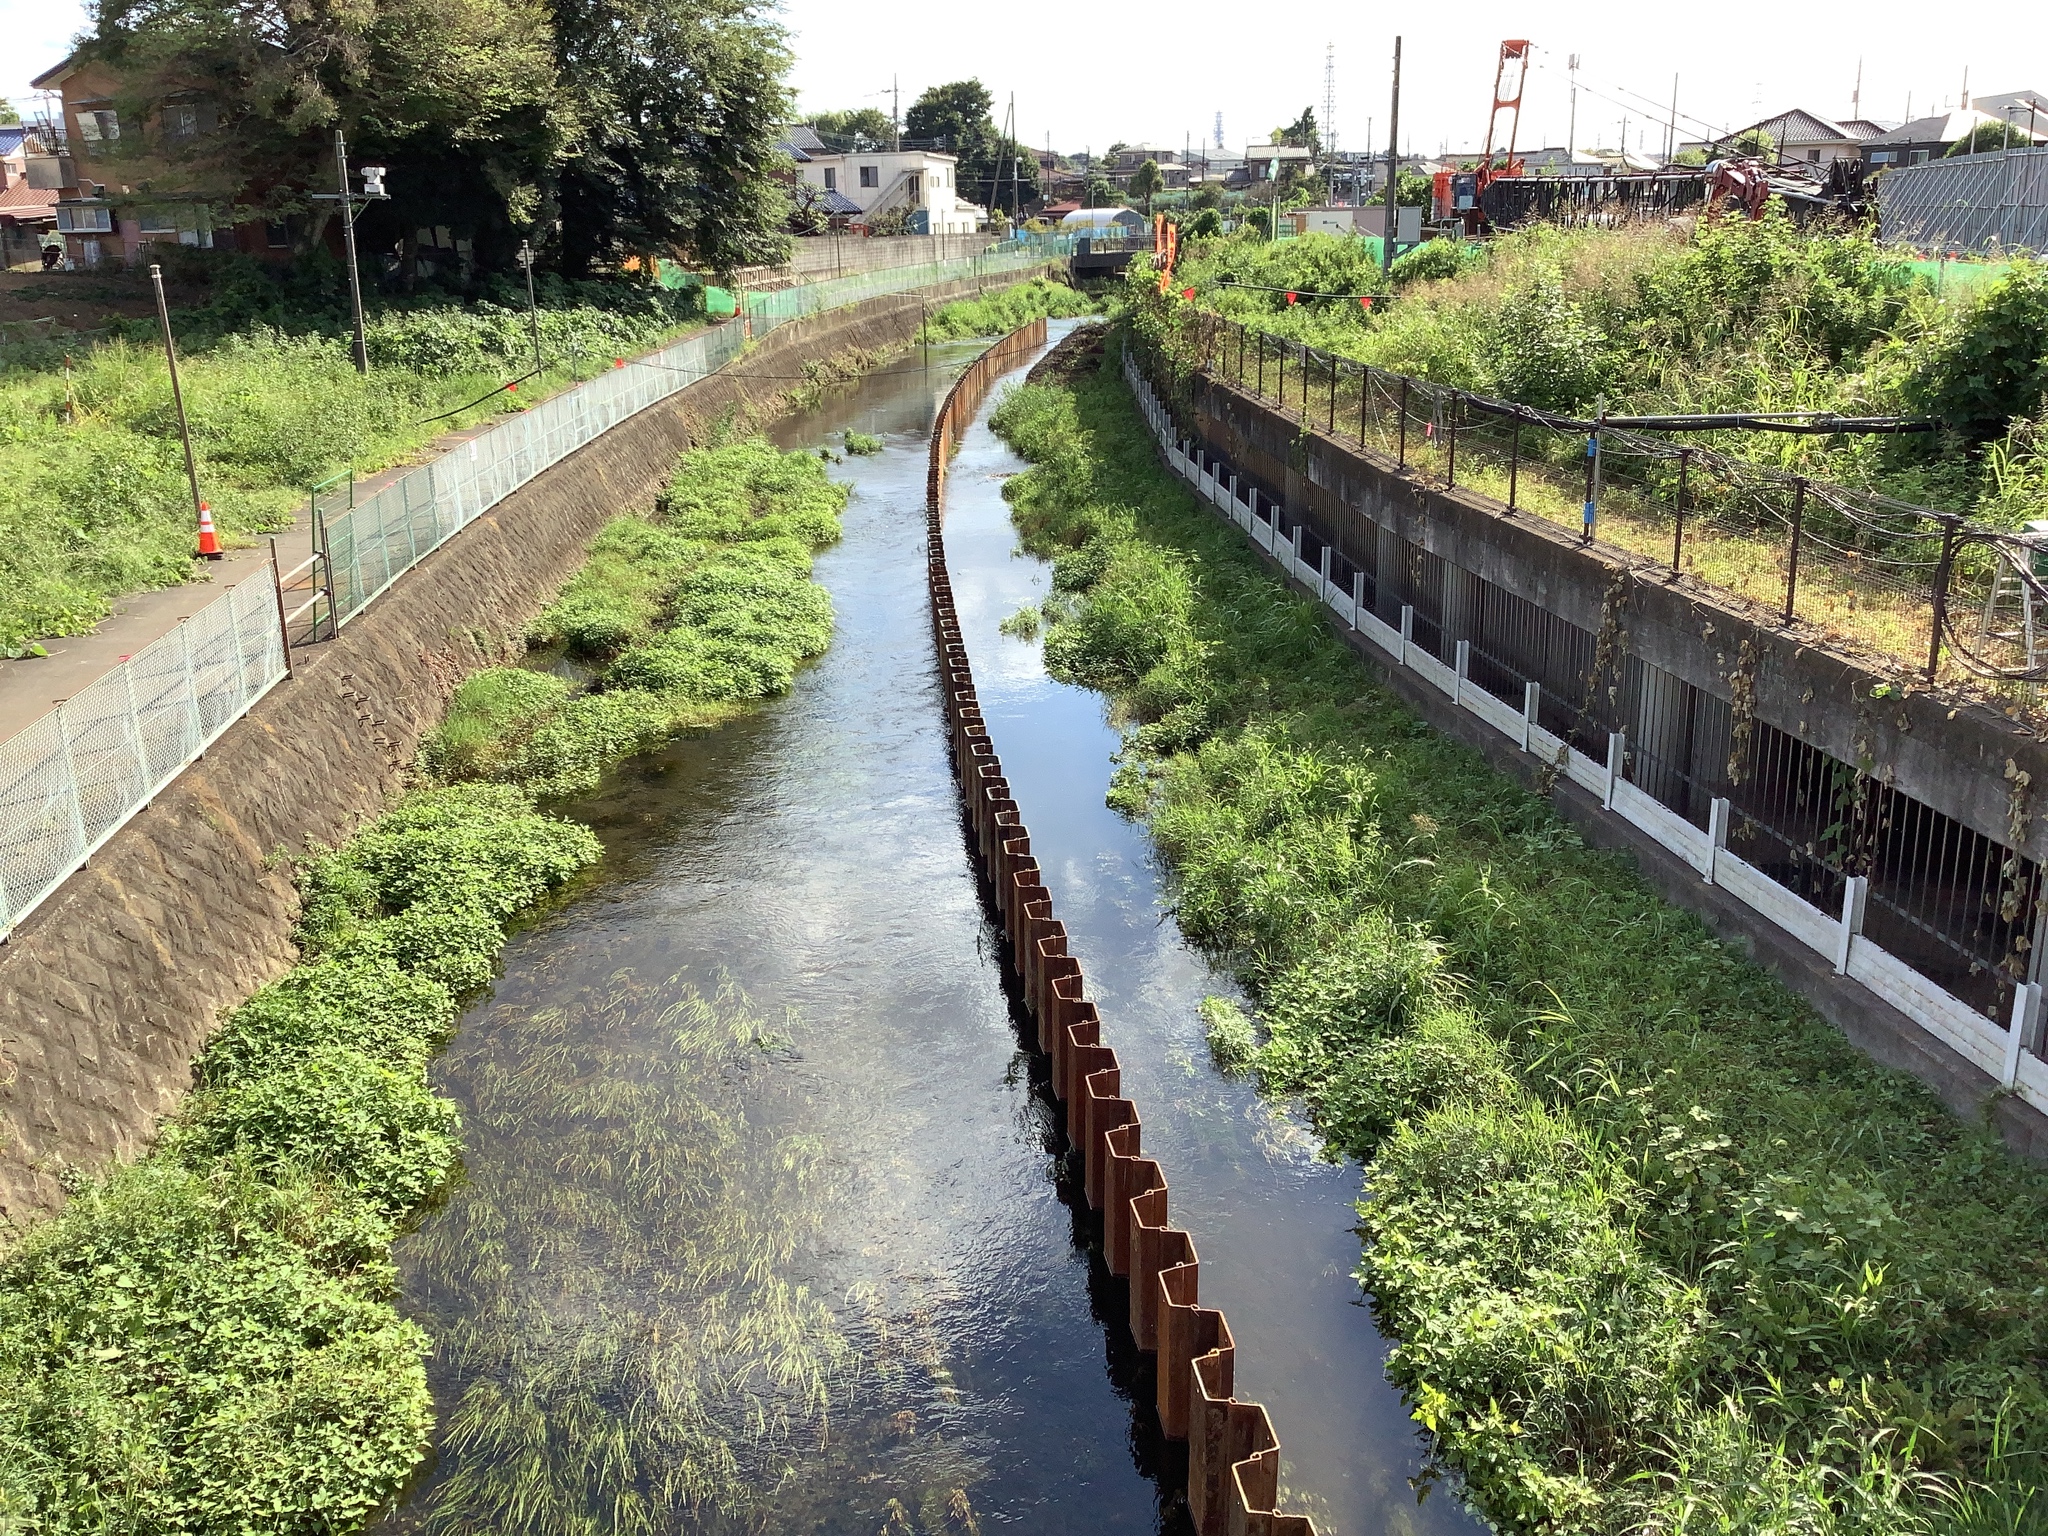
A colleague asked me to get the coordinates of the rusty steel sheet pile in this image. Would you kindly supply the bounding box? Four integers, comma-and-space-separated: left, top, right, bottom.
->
925, 318, 1316, 1536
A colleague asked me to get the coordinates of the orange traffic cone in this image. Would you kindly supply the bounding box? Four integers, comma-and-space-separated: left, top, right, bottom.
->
196, 500, 223, 561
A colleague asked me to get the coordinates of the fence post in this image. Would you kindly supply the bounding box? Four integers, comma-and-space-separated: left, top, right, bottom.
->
1278, 343, 1286, 410
1257, 333, 1265, 397
1582, 422, 1601, 542
1454, 638, 1470, 707
1835, 874, 1869, 975
1783, 477, 1806, 624
1706, 797, 1730, 885
1352, 568, 1367, 630
1927, 516, 1959, 683
1359, 364, 1369, 447
1673, 449, 1690, 576
1328, 352, 1337, 435
1508, 416, 1520, 512
1399, 604, 1414, 667
1398, 378, 1410, 467
2003, 982, 2044, 1088
1319, 544, 1333, 601
1605, 731, 1626, 810
1522, 680, 1539, 753
1445, 397, 1457, 488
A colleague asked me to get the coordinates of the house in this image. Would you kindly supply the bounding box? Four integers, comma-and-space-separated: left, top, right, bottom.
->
1237, 144, 1317, 185
1677, 109, 1880, 169
0, 125, 60, 268
1107, 144, 1189, 190
782, 128, 983, 235
1863, 108, 2028, 171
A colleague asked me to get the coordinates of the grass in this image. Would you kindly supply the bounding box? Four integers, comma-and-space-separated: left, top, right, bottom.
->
0, 433, 847, 1531
422, 436, 846, 799
916, 277, 1097, 343
989, 338, 2048, 1536
0, 286, 707, 656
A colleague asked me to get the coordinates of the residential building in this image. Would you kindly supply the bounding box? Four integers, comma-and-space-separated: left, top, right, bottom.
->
1863, 108, 2030, 170
782, 127, 984, 235
0, 124, 59, 267
1237, 144, 1317, 185
1678, 109, 1883, 168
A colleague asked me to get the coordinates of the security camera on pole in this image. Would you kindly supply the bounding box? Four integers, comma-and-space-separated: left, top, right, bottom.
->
311, 131, 390, 374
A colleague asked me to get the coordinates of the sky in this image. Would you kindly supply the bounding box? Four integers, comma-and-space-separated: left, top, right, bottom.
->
7, 0, 2043, 163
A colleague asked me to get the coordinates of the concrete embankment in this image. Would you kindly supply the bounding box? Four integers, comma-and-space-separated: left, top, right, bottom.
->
0, 275, 1018, 1226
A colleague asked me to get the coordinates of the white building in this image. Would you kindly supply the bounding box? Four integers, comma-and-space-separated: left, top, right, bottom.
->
782, 128, 984, 235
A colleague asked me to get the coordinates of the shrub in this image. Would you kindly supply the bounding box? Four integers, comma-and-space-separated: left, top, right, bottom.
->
1390, 238, 1472, 286
1901, 259, 2048, 440
420, 668, 574, 782
198, 957, 455, 1085
166, 1046, 462, 1219
918, 278, 1097, 341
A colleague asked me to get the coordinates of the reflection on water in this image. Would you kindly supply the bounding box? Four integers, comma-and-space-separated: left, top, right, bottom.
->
388, 324, 1480, 1536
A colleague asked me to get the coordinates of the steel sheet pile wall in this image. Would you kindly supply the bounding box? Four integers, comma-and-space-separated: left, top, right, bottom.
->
926, 320, 1315, 1536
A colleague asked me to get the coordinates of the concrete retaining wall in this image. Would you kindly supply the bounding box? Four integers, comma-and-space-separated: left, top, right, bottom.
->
0, 275, 1011, 1228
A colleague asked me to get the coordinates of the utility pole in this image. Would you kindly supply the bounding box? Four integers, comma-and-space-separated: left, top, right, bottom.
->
1383, 35, 1401, 279
1853, 57, 1863, 121
1666, 75, 1679, 163
517, 240, 542, 377
1567, 54, 1580, 156
150, 264, 216, 559
336, 131, 367, 374
893, 76, 901, 151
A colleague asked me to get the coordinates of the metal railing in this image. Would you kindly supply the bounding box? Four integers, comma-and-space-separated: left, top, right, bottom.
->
1168, 311, 2048, 714
0, 245, 1053, 941
1126, 346, 2048, 1118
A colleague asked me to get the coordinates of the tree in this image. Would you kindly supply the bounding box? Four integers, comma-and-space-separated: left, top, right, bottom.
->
549, 0, 794, 278
1084, 175, 1117, 209
0, 101, 19, 127
904, 78, 1038, 210
84, 0, 560, 244
1948, 119, 2039, 156
1367, 168, 1434, 207
1275, 107, 1319, 152
805, 107, 892, 149
1128, 158, 1164, 216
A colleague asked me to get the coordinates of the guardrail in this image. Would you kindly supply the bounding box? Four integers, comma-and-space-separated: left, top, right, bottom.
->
0, 245, 1053, 942
1123, 348, 2048, 1120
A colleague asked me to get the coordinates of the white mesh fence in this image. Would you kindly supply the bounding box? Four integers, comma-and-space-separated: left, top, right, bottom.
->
0, 244, 1056, 939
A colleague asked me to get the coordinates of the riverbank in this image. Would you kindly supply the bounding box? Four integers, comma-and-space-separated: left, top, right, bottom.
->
0, 437, 847, 1526
989, 325, 2048, 1534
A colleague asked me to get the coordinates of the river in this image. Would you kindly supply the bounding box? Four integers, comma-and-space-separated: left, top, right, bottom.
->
385, 323, 1481, 1536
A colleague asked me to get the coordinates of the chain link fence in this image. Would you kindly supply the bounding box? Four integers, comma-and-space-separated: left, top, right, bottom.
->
0, 245, 1054, 941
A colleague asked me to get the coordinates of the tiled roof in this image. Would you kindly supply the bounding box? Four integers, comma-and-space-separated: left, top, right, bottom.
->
0, 181, 58, 217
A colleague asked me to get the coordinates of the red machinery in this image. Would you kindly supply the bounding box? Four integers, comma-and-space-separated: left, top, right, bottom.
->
1706, 156, 1772, 219
1433, 40, 1531, 232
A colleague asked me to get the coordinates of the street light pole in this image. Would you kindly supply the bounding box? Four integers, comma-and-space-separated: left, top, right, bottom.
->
335, 130, 368, 373
150, 263, 216, 559
518, 241, 542, 376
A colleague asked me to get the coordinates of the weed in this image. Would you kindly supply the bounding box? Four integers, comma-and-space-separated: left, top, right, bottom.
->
917, 279, 1097, 342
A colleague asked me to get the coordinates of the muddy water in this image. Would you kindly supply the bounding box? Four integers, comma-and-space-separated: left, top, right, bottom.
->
387, 327, 1478, 1536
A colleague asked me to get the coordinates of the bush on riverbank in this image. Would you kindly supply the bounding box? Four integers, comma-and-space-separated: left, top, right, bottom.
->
917, 278, 1096, 342
0, 284, 705, 657
989, 345, 2048, 1534
424, 437, 846, 798
0, 782, 599, 1531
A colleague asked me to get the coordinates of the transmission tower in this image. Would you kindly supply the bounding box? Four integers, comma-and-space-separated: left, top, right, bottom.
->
1323, 41, 1338, 201
1214, 111, 1225, 150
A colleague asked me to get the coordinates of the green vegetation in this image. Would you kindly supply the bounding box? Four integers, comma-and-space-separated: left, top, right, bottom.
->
0, 281, 705, 656
0, 431, 848, 1529
1153, 220, 2048, 523
990, 347, 2048, 1535
422, 435, 845, 798
0, 782, 600, 1531
844, 429, 884, 455
916, 278, 1097, 342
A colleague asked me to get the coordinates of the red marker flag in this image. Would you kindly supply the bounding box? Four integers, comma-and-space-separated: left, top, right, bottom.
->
1182, 286, 1194, 300
1286, 291, 1298, 305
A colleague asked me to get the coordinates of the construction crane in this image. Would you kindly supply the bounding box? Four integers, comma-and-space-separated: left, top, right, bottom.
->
1434, 39, 1531, 233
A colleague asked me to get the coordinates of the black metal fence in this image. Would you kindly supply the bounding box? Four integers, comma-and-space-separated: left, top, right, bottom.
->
1147, 342, 2047, 1027
1162, 312, 2048, 714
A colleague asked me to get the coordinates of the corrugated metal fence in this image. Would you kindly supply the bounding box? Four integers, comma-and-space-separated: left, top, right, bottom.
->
1877, 147, 2048, 254
0, 244, 1053, 941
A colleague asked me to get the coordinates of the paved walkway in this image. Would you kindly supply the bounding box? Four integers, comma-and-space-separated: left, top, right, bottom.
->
0, 415, 504, 746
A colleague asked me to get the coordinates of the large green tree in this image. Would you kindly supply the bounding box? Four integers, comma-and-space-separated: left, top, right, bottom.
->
84, 0, 560, 244
803, 107, 892, 149
903, 78, 1039, 211
550, 0, 793, 278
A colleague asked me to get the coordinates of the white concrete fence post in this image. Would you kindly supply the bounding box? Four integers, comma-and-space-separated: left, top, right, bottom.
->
1399, 605, 1414, 668
2004, 983, 2044, 1088
1352, 570, 1367, 631
1319, 545, 1333, 602
1604, 731, 1625, 810
1706, 797, 1731, 885
1522, 682, 1540, 754
1454, 640, 1471, 708
1835, 875, 1870, 975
